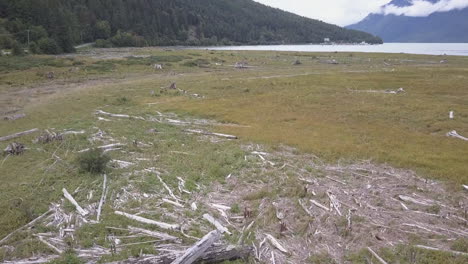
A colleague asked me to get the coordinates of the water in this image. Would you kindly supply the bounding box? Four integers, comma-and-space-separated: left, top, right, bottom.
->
205, 43, 468, 56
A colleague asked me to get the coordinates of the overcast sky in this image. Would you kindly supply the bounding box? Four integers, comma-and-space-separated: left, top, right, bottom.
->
253, 0, 468, 26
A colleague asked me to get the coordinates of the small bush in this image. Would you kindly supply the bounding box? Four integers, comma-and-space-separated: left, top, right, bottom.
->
76, 148, 110, 174
11, 41, 24, 56
38, 37, 61, 54
95, 39, 112, 48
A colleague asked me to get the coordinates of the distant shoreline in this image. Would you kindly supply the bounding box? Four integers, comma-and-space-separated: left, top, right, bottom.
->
200, 43, 468, 56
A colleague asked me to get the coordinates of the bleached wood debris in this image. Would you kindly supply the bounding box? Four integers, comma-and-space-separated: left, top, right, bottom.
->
0, 128, 39, 142
367, 247, 388, 264
162, 198, 184, 208
37, 236, 63, 254
310, 199, 330, 212
78, 143, 125, 153
3, 113, 26, 121
95, 110, 144, 120
203, 214, 232, 235
177, 177, 191, 194
157, 175, 181, 202
446, 130, 468, 141
349, 88, 405, 94
112, 159, 135, 169
414, 245, 468, 256
172, 230, 221, 264
327, 191, 342, 216
128, 226, 179, 241
62, 188, 88, 216
0, 209, 53, 245
398, 195, 433, 206
184, 129, 238, 139
114, 211, 179, 230
61, 130, 86, 136
265, 233, 288, 254
96, 174, 107, 222
212, 203, 231, 211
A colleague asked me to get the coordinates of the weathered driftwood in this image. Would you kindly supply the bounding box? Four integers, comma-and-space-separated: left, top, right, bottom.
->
0, 128, 39, 142
157, 175, 180, 202
367, 247, 388, 264
62, 188, 88, 216
35, 130, 63, 144
78, 143, 125, 153
184, 129, 238, 139
446, 130, 468, 141
414, 245, 468, 256
0, 209, 54, 245
327, 191, 342, 216
1, 255, 60, 264
298, 199, 313, 216
398, 195, 433, 206
162, 198, 184, 208
4, 142, 25, 155
3, 113, 26, 121
172, 230, 221, 264
325, 176, 346, 185
350, 88, 405, 94
37, 236, 63, 254
128, 226, 179, 241
95, 110, 145, 120
61, 130, 86, 136
203, 214, 231, 235
265, 233, 288, 254
114, 211, 179, 230
96, 174, 107, 222
310, 199, 330, 212
105, 244, 251, 264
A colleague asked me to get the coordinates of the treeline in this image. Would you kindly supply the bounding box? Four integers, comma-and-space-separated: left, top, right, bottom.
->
0, 0, 382, 54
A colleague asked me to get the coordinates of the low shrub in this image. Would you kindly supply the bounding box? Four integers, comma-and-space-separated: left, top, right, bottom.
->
76, 148, 110, 174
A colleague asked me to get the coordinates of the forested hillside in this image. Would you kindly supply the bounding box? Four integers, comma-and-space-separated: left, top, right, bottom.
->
0, 0, 382, 54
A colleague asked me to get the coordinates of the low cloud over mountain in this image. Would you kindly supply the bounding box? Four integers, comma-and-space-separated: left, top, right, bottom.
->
347, 0, 468, 42
379, 0, 468, 17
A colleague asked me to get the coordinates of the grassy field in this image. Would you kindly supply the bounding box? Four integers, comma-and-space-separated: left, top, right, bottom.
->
0, 48, 467, 263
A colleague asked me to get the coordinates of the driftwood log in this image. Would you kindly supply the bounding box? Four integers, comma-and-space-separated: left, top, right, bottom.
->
105, 244, 252, 264
172, 230, 220, 264
0, 128, 39, 142
4, 142, 25, 155
3, 113, 26, 121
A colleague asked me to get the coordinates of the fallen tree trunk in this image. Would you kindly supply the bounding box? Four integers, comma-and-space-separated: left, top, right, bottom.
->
104, 244, 252, 264
414, 245, 468, 256
3, 113, 26, 121
184, 129, 238, 139
203, 214, 231, 235
114, 211, 179, 230
95, 110, 145, 120
0, 209, 53, 245
446, 130, 468, 141
172, 230, 220, 264
63, 188, 88, 216
0, 128, 39, 142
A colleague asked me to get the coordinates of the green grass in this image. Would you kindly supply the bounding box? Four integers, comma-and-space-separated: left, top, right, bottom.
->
0, 49, 467, 263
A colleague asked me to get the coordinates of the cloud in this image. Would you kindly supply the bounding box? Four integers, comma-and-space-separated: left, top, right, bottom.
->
380, 0, 468, 16
254, 0, 391, 26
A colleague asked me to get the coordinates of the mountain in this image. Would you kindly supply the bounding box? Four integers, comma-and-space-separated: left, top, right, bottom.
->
0, 0, 382, 54
347, 0, 468, 43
